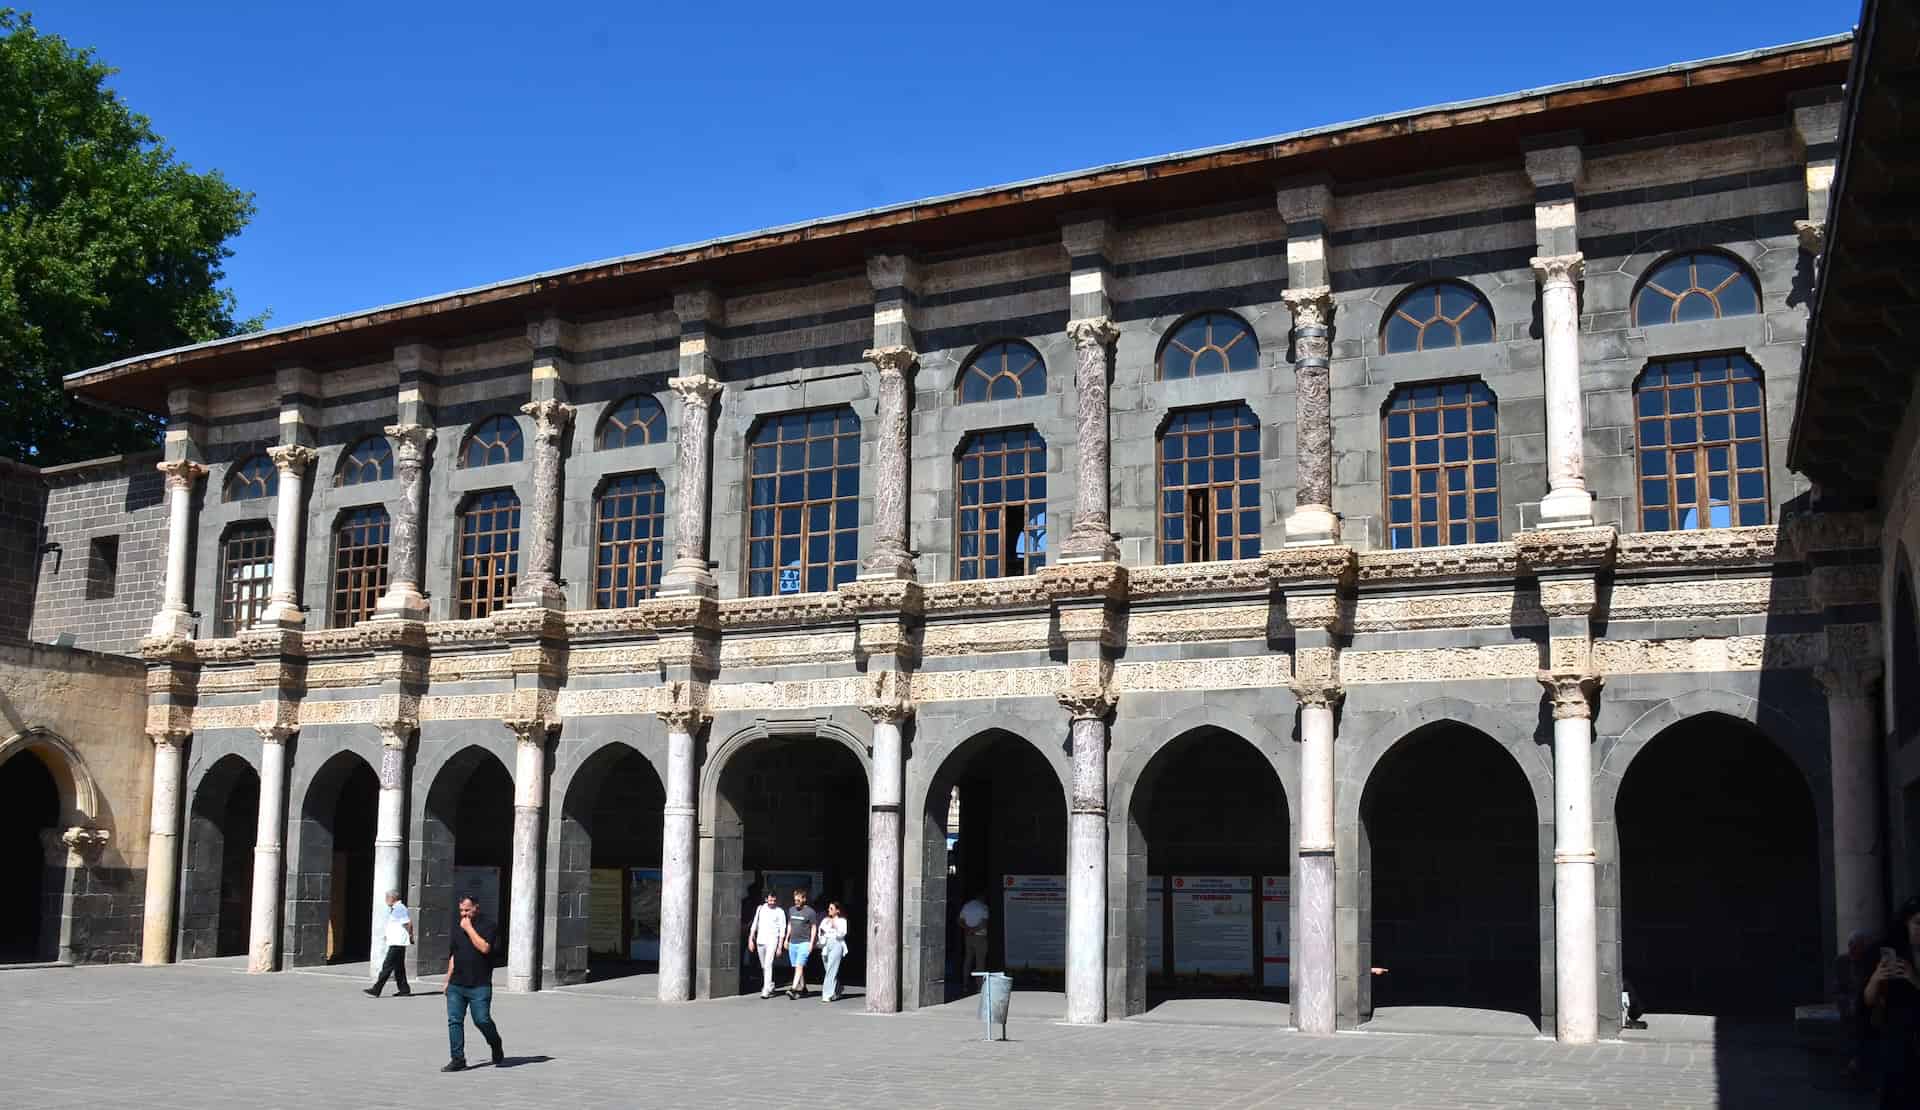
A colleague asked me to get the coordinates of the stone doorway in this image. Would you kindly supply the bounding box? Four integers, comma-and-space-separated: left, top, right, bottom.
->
180, 755, 260, 960
290, 752, 379, 966
553, 743, 664, 984
417, 747, 513, 976
0, 750, 60, 963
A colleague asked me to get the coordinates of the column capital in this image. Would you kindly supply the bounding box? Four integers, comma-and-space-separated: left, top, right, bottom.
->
1066, 316, 1119, 351
1282, 284, 1335, 330
503, 716, 556, 746
1530, 252, 1585, 288
667, 374, 724, 408
383, 423, 435, 461
1539, 672, 1602, 720
375, 722, 414, 749
155, 458, 207, 490
147, 727, 190, 749
266, 444, 317, 476
1817, 659, 1881, 698
254, 724, 296, 745
519, 399, 574, 440
652, 679, 710, 733
858, 669, 914, 723
62, 825, 111, 861
862, 345, 918, 378
1288, 680, 1344, 709
1057, 659, 1117, 721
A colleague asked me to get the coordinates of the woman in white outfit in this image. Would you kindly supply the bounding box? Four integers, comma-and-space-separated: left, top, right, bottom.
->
819, 901, 851, 1002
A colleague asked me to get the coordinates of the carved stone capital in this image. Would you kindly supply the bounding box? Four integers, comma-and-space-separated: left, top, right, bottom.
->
667, 374, 724, 409
155, 458, 208, 491
520, 399, 574, 440
863, 345, 918, 379
376, 723, 413, 750
1282, 285, 1335, 330
1537, 576, 1599, 619
1539, 672, 1602, 720
1288, 680, 1344, 709
147, 726, 191, 750
62, 826, 111, 861
1066, 316, 1120, 353
503, 716, 555, 746
255, 723, 296, 745
1530, 252, 1585, 289
858, 669, 913, 723
384, 423, 436, 463
1058, 685, 1117, 722
266, 444, 317, 476
1817, 661, 1880, 698
653, 679, 709, 733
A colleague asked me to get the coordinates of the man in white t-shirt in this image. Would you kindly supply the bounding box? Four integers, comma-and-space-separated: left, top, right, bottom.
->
364, 890, 414, 998
958, 895, 991, 985
745, 891, 789, 999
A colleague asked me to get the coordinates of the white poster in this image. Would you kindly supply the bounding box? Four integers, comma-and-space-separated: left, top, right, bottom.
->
1002, 875, 1067, 972
1261, 875, 1290, 989
1172, 875, 1253, 979
1145, 876, 1165, 975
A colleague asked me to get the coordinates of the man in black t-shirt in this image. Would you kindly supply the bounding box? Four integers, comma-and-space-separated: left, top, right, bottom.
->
442, 895, 506, 1072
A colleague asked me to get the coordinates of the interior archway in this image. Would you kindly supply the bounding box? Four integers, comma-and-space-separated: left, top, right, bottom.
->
1360, 722, 1541, 1020
290, 752, 379, 965
0, 751, 60, 962
180, 755, 260, 960
1617, 713, 1820, 1015
554, 744, 665, 984
417, 747, 513, 975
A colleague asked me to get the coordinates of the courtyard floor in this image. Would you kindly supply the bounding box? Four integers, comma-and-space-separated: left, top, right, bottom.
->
0, 960, 1872, 1109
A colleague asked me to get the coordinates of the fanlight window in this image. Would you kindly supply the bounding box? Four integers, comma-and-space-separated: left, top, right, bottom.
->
959, 341, 1046, 403
1632, 253, 1760, 326
1160, 312, 1258, 380
746, 407, 861, 597
461, 415, 523, 468
1383, 381, 1501, 549
599, 395, 667, 449
224, 455, 277, 502
336, 437, 393, 486
1634, 354, 1768, 530
1382, 283, 1494, 354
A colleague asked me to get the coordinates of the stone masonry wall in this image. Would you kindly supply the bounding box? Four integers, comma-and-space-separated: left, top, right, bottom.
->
29, 453, 168, 656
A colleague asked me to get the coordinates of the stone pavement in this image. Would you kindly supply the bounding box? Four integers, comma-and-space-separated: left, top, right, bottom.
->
0, 961, 1871, 1109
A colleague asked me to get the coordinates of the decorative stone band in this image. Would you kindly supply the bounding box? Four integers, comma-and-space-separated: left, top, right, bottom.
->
1538, 672, 1602, 720
1516, 525, 1616, 571
1529, 252, 1585, 289
266, 444, 317, 476
667, 373, 724, 409
520, 398, 575, 439
155, 457, 208, 490
862, 344, 918, 378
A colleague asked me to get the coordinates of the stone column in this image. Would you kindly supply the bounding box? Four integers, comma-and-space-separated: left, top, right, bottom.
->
656, 697, 704, 1003
662, 375, 723, 596
260, 446, 316, 627
1791, 94, 1842, 255
374, 425, 434, 621
1532, 254, 1593, 529
368, 724, 410, 982
862, 680, 910, 1012
505, 717, 551, 992
1292, 682, 1339, 1033
1283, 286, 1339, 546
1820, 656, 1886, 944
150, 460, 207, 639
247, 725, 293, 971
860, 346, 918, 580
1059, 680, 1114, 1024
512, 400, 573, 609
141, 728, 188, 964
1542, 672, 1601, 1044
1060, 318, 1120, 563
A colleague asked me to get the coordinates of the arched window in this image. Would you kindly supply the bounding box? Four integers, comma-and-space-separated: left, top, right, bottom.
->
1383, 381, 1501, 549
335, 437, 393, 486
460, 415, 523, 468
455, 490, 520, 618
1381, 282, 1494, 354
958, 341, 1046, 403
599, 395, 667, 449
956, 428, 1048, 580
223, 455, 277, 502
1632, 252, 1760, 326
1159, 312, 1258, 380
1634, 353, 1768, 531
594, 473, 667, 608
747, 407, 860, 596
217, 522, 274, 635
1158, 404, 1261, 563
329, 507, 390, 627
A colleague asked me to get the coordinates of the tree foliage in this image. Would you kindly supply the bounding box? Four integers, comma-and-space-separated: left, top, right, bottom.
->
1, 8, 258, 465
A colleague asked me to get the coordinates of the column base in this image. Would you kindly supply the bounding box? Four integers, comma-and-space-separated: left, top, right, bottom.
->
858, 548, 917, 581
1059, 526, 1119, 564
657, 562, 718, 599
259, 602, 306, 630
1536, 487, 1595, 530
148, 606, 195, 640
509, 580, 568, 609
1284, 506, 1341, 548
372, 586, 430, 622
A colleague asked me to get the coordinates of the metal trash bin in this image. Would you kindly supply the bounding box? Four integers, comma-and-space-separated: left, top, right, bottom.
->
973, 971, 1012, 1041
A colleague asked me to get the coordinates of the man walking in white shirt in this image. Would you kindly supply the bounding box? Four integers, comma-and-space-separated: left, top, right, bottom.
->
746, 890, 788, 999
958, 894, 990, 987
364, 889, 413, 997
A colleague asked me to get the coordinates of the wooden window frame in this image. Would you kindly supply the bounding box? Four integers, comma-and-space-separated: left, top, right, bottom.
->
335, 436, 394, 487
1633, 352, 1769, 532
329, 506, 390, 627
958, 341, 1047, 403
461, 415, 524, 468
599, 395, 667, 450
1158, 311, 1259, 381
1381, 282, 1495, 354
455, 489, 520, 619
224, 455, 278, 502
744, 407, 861, 597
1632, 252, 1761, 326
217, 522, 275, 635
1382, 379, 1502, 549
954, 427, 1049, 580
1155, 404, 1262, 564
593, 472, 667, 608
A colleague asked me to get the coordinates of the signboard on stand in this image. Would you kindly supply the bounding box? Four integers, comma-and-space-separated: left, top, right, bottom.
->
1002, 875, 1067, 972
1261, 875, 1290, 989
1171, 875, 1253, 980
1145, 876, 1165, 975
588, 868, 625, 955
629, 867, 663, 961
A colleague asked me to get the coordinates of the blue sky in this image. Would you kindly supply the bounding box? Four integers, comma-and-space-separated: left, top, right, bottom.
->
32, 1, 1860, 330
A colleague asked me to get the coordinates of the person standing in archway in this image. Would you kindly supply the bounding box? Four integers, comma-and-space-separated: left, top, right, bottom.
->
442, 894, 505, 1072
782, 888, 819, 1000
958, 893, 991, 988
818, 900, 850, 1003
364, 890, 413, 998
747, 891, 787, 999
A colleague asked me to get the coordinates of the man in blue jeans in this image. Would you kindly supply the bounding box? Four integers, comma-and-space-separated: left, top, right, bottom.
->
442, 894, 505, 1072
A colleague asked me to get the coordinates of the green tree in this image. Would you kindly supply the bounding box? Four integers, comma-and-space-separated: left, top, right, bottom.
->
1, 8, 258, 465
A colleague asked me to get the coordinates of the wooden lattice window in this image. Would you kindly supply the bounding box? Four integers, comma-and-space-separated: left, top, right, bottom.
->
594, 473, 667, 607
217, 523, 274, 635
599, 395, 667, 449
1384, 381, 1501, 549
959, 341, 1046, 403
1634, 354, 1768, 531
1159, 312, 1258, 380
1158, 404, 1261, 563
461, 415, 523, 468
1382, 283, 1494, 354
336, 437, 393, 486
223, 455, 277, 502
1633, 252, 1760, 326
746, 407, 860, 596
329, 507, 390, 626
956, 428, 1048, 580
455, 490, 520, 618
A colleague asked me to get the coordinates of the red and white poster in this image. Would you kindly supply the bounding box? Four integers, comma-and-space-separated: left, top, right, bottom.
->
1171, 875, 1253, 979
1261, 875, 1290, 989
1002, 875, 1067, 972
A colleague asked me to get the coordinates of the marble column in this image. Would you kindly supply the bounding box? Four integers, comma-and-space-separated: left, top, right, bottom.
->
1820, 659, 1886, 945
1292, 684, 1339, 1034
374, 425, 434, 621
141, 728, 188, 964
513, 400, 573, 609
150, 460, 207, 639
662, 375, 723, 596
506, 717, 551, 992
1283, 286, 1339, 546
860, 346, 917, 580
1532, 254, 1594, 529
656, 705, 703, 1003
863, 697, 909, 1012
261, 446, 316, 627
247, 725, 293, 972
1060, 686, 1113, 1023
368, 725, 410, 983
1542, 672, 1600, 1044
1060, 318, 1120, 563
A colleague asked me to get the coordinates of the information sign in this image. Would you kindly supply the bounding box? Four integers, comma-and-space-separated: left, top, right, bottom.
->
1261, 875, 1290, 989
1002, 875, 1067, 972
588, 868, 624, 955
1171, 875, 1253, 979
630, 867, 663, 961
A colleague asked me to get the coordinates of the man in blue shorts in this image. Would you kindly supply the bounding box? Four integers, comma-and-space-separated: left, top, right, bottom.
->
781, 888, 819, 999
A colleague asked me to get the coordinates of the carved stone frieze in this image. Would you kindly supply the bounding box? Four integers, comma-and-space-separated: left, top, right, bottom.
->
428, 653, 513, 683
1516, 526, 1617, 571
1265, 546, 1357, 586
416, 693, 512, 722
1538, 577, 1598, 619
147, 703, 195, 734
426, 619, 503, 647
719, 633, 854, 670
1548, 635, 1593, 677
1356, 543, 1519, 583
838, 578, 923, 617
193, 638, 250, 663
1811, 563, 1882, 610
1340, 644, 1539, 684
1131, 559, 1271, 598
1352, 590, 1545, 632
507, 644, 566, 678
1057, 658, 1117, 721
635, 594, 719, 634
493, 605, 568, 643
1614, 526, 1776, 568
1125, 604, 1268, 645
706, 676, 868, 714
921, 575, 1051, 613
909, 666, 1063, 704
139, 634, 199, 665
654, 679, 711, 732
237, 627, 302, 660
1606, 577, 1798, 621
1777, 511, 1879, 561
146, 666, 201, 697
1117, 654, 1293, 694
1591, 633, 1823, 675
194, 666, 259, 693
564, 608, 657, 638
718, 592, 847, 629
566, 644, 664, 675
1039, 561, 1128, 603
1282, 593, 1343, 635
919, 618, 1051, 657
